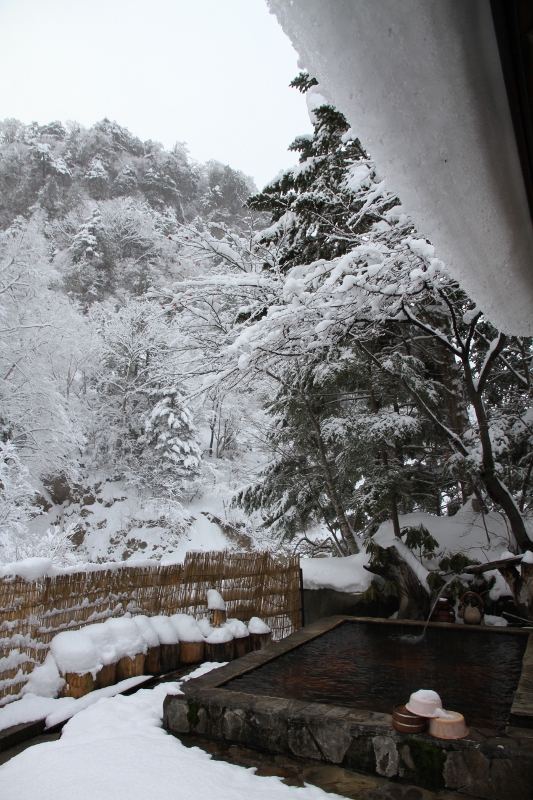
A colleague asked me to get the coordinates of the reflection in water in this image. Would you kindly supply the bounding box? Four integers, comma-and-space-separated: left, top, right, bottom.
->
224, 621, 526, 729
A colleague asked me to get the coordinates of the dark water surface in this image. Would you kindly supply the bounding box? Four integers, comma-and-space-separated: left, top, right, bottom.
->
224, 621, 527, 729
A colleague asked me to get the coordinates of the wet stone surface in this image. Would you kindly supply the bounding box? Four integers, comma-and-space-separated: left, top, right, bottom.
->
178, 733, 479, 800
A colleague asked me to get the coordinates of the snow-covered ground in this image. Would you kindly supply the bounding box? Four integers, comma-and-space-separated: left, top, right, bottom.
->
0, 665, 341, 800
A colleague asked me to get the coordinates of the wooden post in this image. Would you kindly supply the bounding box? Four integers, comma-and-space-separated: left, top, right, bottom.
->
160, 643, 180, 673
95, 662, 117, 689
144, 645, 161, 675
234, 635, 252, 658
205, 639, 235, 662
179, 640, 205, 664
249, 631, 272, 651
116, 653, 145, 681
63, 672, 95, 698
211, 608, 227, 628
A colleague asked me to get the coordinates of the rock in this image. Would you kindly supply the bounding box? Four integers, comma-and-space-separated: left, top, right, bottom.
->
287, 724, 322, 760
444, 751, 468, 789
372, 735, 399, 778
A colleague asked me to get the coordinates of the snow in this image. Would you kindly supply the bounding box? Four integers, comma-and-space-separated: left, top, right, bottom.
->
247, 617, 271, 635
22, 653, 64, 698
0, 674, 340, 800
225, 618, 249, 639
0, 557, 55, 581
206, 588, 226, 610
372, 529, 431, 592
149, 616, 180, 645
37, 615, 161, 697
0, 676, 148, 733
373, 501, 516, 597
522, 550, 533, 564
50, 630, 102, 677
268, 0, 533, 336
87, 623, 121, 666
103, 617, 146, 660
484, 614, 508, 627
300, 501, 519, 597
205, 625, 233, 644
132, 616, 160, 649
301, 551, 372, 594
196, 617, 214, 638
169, 614, 204, 643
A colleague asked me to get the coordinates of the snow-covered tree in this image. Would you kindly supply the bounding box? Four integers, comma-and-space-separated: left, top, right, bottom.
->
140, 386, 201, 494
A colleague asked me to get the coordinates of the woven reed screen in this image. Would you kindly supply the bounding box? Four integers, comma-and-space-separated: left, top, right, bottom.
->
0, 550, 301, 705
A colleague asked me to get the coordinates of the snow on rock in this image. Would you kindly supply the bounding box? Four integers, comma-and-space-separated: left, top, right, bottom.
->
247, 617, 271, 634
225, 618, 249, 639
205, 625, 233, 644
372, 501, 517, 597
149, 616, 180, 645
301, 551, 372, 594
169, 614, 204, 643
0, 678, 339, 800
522, 550, 533, 564
372, 528, 431, 592
50, 630, 102, 677
206, 589, 225, 610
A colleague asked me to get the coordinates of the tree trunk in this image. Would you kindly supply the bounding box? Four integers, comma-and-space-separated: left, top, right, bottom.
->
365, 546, 430, 620
464, 362, 532, 552
301, 396, 359, 554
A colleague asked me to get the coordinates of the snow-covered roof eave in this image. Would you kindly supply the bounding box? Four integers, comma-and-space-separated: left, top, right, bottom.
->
268, 0, 533, 335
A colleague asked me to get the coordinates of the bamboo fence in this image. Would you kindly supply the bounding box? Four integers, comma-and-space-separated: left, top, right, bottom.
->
0, 550, 301, 705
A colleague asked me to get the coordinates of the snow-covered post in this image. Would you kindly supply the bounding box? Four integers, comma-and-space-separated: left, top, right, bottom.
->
207, 589, 226, 627
248, 616, 272, 650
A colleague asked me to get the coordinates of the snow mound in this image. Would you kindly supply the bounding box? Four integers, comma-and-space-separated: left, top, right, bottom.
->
207, 589, 225, 610
301, 551, 372, 594
248, 616, 271, 634
196, 617, 214, 638
87, 622, 120, 666
132, 615, 160, 649
170, 614, 204, 643
22, 653, 64, 698
225, 618, 249, 639
50, 630, 102, 677
205, 625, 233, 644
103, 617, 146, 660
150, 616, 180, 645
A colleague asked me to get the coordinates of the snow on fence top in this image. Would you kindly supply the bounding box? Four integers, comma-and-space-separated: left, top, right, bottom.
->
0, 550, 300, 705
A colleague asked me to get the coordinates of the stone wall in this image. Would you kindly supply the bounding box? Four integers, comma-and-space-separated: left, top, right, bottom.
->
165, 689, 533, 799
164, 616, 533, 800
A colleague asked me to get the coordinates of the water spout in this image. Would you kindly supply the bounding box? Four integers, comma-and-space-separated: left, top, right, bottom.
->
395, 577, 456, 644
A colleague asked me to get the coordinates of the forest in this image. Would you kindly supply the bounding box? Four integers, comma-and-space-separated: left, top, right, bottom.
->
1, 75, 532, 621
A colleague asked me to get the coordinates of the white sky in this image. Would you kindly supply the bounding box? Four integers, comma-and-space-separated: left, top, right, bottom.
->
0, 0, 312, 189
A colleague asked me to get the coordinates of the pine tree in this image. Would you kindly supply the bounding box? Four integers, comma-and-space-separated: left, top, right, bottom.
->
141, 386, 201, 494
247, 72, 396, 271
